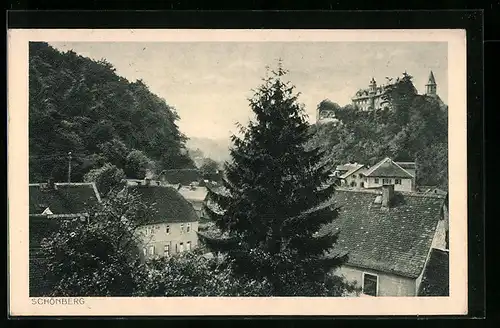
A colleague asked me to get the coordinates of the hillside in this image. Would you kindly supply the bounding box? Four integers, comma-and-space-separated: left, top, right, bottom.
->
308, 74, 448, 189
29, 42, 194, 183
186, 137, 232, 165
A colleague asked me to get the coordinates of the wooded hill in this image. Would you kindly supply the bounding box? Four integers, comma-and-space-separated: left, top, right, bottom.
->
308, 73, 448, 189
29, 42, 195, 183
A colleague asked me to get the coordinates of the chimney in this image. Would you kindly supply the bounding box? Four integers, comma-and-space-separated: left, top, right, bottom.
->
381, 184, 394, 208
47, 177, 57, 190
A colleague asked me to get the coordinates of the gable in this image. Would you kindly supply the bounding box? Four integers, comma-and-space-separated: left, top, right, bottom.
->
365, 158, 414, 178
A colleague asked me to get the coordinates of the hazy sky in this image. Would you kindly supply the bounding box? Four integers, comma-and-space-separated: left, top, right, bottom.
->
50, 42, 448, 140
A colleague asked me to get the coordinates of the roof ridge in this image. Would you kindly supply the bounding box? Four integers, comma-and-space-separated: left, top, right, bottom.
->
391, 160, 415, 177
364, 157, 391, 176
29, 182, 95, 187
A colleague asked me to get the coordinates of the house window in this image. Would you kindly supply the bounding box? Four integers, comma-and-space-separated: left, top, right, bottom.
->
395, 179, 402, 184
350, 181, 356, 187
186, 223, 191, 233
165, 225, 170, 234
352, 174, 357, 179
179, 242, 184, 253
180, 224, 184, 234
164, 244, 170, 256
186, 241, 191, 251
382, 178, 391, 184
374, 178, 379, 184
362, 273, 378, 296
148, 245, 155, 256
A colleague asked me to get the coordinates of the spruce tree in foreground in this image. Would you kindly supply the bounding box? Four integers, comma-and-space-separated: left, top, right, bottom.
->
199, 62, 349, 296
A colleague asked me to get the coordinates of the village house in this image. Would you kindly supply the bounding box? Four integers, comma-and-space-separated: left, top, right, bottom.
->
363, 157, 416, 192
177, 184, 209, 220
125, 178, 200, 260
29, 180, 102, 296
323, 185, 448, 297
337, 163, 367, 188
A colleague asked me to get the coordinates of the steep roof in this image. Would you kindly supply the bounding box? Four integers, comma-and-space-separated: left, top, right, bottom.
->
339, 165, 365, 179
336, 163, 363, 172
321, 188, 445, 278
159, 169, 201, 185
395, 162, 416, 170
364, 157, 414, 178
418, 248, 449, 296
127, 185, 199, 224
427, 71, 436, 85
29, 182, 101, 215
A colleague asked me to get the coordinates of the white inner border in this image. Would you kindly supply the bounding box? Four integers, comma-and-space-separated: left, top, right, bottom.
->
7, 29, 468, 316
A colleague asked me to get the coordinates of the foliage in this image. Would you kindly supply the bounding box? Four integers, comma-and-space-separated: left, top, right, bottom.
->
200, 62, 349, 296
309, 73, 448, 189
200, 158, 220, 176
29, 42, 194, 183
138, 249, 273, 296
39, 190, 155, 296
83, 163, 126, 196
124, 150, 152, 179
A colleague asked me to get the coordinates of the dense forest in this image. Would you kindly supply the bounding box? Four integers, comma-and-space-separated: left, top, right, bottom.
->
308, 73, 448, 189
29, 42, 195, 184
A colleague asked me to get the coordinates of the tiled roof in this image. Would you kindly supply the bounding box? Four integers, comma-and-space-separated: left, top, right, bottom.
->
321, 188, 445, 278
336, 163, 363, 172
29, 182, 101, 215
364, 158, 414, 178
159, 169, 201, 185
418, 248, 449, 296
339, 165, 365, 179
127, 185, 199, 224
395, 162, 416, 170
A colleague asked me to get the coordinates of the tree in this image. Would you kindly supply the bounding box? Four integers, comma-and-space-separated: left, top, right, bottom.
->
200, 158, 219, 177
138, 249, 273, 296
29, 42, 195, 183
199, 62, 349, 296
84, 163, 126, 196
39, 189, 154, 296
124, 150, 152, 179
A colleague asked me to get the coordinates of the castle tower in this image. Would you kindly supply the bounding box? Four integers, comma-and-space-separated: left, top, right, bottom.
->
369, 77, 377, 93
425, 70, 437, 96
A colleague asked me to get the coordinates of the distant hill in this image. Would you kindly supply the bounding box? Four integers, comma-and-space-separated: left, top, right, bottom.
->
186, 137, 232, 165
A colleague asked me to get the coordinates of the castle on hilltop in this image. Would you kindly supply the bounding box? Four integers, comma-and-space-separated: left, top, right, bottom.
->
317, 70, 446, 123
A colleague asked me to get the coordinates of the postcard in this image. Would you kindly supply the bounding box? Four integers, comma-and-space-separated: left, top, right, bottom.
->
8, 28, 467, 316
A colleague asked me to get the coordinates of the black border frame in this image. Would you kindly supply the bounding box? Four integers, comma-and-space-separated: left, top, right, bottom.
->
6, 10, 485, 321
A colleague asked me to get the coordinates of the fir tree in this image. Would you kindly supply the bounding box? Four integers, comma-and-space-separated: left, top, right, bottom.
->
199, 61, 348, 296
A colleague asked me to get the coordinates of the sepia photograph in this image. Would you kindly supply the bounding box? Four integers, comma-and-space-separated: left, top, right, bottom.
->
8, 29, 467, 316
